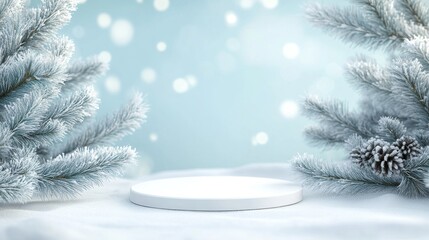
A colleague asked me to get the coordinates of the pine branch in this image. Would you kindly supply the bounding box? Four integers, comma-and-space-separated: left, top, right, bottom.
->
36, 87, 99, 160
404, 37, 429, 71
306, 3, 400, 49
303, 96, 374, 139
390, 59, 429, 128
7, 0, 77, 61
399, 147, 429, 197
56, 93, 148, 156
397, 0, 429, 27
44, 87, 99, 129
377, 117, 407, 142
346, 56, 392, 97
0, 52, 66, 101
304, 126, 348, 147
0, 0, 23, 24
64, 57, 108, 89
414, 130, 429, 147
36, 146, 136, 200
307, 1, 427, 50
344, 134, 365, 152
42, 36, 75, 62
354, 0, 427, 41
0, 123, 13, 156
292, 154, 400, 195
1, 89, 49, 147
0, 148, 38, 203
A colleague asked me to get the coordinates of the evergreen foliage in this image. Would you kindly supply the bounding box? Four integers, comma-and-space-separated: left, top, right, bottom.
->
294, 0, 429, 197
0, 0, 148, 203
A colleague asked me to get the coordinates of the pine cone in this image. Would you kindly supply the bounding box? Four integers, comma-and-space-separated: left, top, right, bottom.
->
392, 136, 421, 159
350, 138, 384, 167
350, 138, 405, 176
371, 143, 403, 176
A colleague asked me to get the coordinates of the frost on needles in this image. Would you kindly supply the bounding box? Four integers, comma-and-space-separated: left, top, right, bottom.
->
0, 0, 148, 203
293, 0, 429, 197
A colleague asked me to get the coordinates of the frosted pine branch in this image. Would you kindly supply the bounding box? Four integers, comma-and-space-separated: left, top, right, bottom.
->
397, 0, 429, 27
36, 146, 137, 200
64, 57, 108, 89
306, 3, 400, 49
293, 154, 400, 195
0, 0, 147, 203
400, 147, 429, 197
295, 0, 429, 197
404, 37, 429, 71
0, 148, 39, 203
44, 87, 99, 129
0, 0, 77, 64
303, 96, 374, 139
391, 59, 429, 128
57, 93, 148, 156
0, 0, 23, 24
377, 117, 407, 142
2, 91, 49, 148
304, 127, 348, 147
346, 57, 392, 97
0, 53, 64, 99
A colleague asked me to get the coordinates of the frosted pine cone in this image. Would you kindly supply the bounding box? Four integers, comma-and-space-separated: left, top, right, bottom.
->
371, 143, 403, 176
392, 136, 421, 160
350, 138, 385, 167
350, 138, 405, 176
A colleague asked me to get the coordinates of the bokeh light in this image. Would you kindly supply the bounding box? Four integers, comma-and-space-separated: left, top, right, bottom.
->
141, 68, 157, 84
252, 132, 269, 146
97, 13, 112, 29
110, 19, 134, 46
173, 78, 190, 93
225, 11, 238, 27
98, 51, 112, 63
156, 41, 167, 52
282, 43, 300, 59
154, 0, 170, 12
280, 101, 299, 119
105, 76, 121, 94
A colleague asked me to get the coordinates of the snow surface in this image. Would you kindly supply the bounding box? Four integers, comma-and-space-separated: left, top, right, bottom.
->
1, 163, 429, 240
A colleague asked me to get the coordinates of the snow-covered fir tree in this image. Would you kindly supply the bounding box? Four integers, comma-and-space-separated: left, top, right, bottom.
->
293, 0, 429, 197
0, 0, 148, 203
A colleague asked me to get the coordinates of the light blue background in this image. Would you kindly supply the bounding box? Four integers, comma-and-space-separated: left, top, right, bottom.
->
59, 0, 375, 172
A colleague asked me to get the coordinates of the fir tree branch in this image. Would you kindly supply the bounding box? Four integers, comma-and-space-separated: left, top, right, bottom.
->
307, 1, 427, 50
0, 148, 38, 203
0, 52, 66, 100
390, 59, 429, 128
0, 123, 13, 156
303, 96, 374, 139
354, 0, 426, 42
346, 56, 392, 97
35, 87, 99, 160
304, 126, 348, 147
0, 0, 23, 24
64, 57, 108, 89
306, 3, 400, 49
36, 146, 136, 200
0, 80, 64, 149
293, 154, 400, 195
414, 130, 429, 147
56, 93, 148, 156
399, 147, 429, 197
43, 87, 99, 129
344, 134, 366, 152
377, 117, 407, 142
397, 0, 429, 27
404, 37, 429, 71
0, 0, 77, 64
